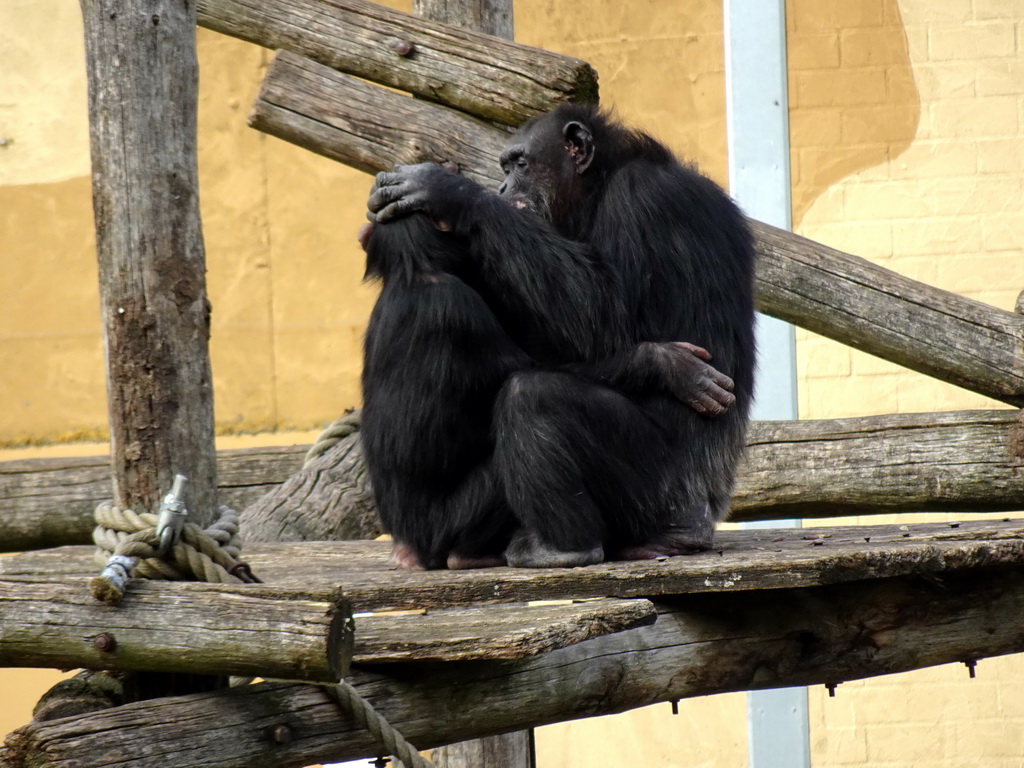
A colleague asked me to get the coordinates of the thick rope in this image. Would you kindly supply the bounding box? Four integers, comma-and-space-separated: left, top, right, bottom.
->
305, 409, 361, 466
326, 679, 434, 768
90, 501, 259, 604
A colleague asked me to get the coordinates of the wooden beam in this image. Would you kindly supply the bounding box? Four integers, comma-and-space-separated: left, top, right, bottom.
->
0, 446, 305, 552
0, 578, 653, 673
4, 410, 1022, 552
0, 579, 353, 682
80, 0, 217, 522
730, 409, 1024, 521
250, 50, 509, 189
5, 567, 1024, 768
5, 519, 1023, 610
752, 220, 1024, 408
196, 0, 597, 126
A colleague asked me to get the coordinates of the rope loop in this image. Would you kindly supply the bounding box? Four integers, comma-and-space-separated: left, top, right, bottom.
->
90, 502, 260, 604
305, 409, 361, 466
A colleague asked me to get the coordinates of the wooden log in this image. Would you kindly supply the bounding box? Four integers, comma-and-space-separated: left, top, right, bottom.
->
0, 579, 353, 682
196, 0, 597, 126
250, 51, 509, 190
0, 446, 306, 553
5, 566, 1024, 768
0, 575, 651, 672
5, 411, 1022, 552
237, 430, 381, 545
730, 409, 1024, 521
752, 220, 1024, 408
5, 519, 1023, 611
249, 55, 1024, 407
80, 0, 218, 522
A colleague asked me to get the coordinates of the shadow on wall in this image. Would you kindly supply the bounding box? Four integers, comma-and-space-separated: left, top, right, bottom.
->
787, 0, 920, 226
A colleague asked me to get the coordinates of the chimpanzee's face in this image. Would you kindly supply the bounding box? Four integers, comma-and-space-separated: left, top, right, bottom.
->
497, 116, 583, 231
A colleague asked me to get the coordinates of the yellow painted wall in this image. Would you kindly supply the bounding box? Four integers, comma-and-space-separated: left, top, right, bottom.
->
2, 0, 1023, 764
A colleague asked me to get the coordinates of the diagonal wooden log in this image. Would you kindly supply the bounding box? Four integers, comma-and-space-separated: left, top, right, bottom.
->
250, 53, 1024, 407
4, 410, 1022, 552
5, 566, 1024, 768
196, 0, 597, 126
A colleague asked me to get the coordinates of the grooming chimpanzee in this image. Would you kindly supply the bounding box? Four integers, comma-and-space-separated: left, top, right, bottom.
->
362, 104, 755, 569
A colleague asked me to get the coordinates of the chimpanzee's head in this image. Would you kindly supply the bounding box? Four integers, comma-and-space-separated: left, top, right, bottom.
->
497, 105, 599, 235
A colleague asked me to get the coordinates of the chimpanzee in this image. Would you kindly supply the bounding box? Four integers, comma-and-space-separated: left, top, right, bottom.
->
362, 103, 756, 569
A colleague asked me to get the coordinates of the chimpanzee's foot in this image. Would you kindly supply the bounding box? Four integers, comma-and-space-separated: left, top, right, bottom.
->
446, 552, 507, 570
390, 541, 424, 569
504, 529, 604, 568
613, 528, 714, 561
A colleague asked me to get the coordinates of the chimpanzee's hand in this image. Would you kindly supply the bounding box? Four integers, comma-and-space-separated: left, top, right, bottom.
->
367, 162, 472, 227
647, 341, 735, 417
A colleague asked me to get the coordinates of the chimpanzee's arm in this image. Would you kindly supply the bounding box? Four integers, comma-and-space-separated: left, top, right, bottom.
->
370, 163, 624, 362
367, 164, 735, 415
562, 342, 736, 417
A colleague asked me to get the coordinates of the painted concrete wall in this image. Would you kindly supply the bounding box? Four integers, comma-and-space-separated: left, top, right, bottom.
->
2, 0, 1024, 765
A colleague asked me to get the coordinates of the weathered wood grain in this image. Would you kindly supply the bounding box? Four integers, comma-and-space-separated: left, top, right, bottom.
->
753, 220, 1024, 408
6, 567, 1024, 768
250, 51, 509, 190
0, 446, 306, 552
4, 519, 1023, 611
80, 0, 218, 522
0, 576, 651, 672
197, 0, 597, 126
0, 579, 352, 681
731, 409, 1024, 520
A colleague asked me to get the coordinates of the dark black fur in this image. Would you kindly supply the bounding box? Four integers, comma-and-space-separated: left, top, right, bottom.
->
361, 215, 525, 569
362, 104, 756, 568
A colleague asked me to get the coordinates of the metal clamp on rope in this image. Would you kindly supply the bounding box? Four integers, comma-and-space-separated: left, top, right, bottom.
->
156, 474, 189, 557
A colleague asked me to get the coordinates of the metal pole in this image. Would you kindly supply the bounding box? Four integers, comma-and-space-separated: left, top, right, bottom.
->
724, 1, 810, 766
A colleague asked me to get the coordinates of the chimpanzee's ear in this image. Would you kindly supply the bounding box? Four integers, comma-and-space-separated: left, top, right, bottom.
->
563, 121, 595, 174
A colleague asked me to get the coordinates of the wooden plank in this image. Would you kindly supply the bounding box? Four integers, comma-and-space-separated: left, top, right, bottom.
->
6, 566, 1024, 768
352, 598, 655, 663
196, 0, 597, 126
0, 576, 651, 672
4, 519, 1022, 611
0, 579, 352, 681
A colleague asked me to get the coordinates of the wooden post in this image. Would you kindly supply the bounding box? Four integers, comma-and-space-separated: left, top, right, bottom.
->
409, 7, 533, 768
79, 0, 218, 525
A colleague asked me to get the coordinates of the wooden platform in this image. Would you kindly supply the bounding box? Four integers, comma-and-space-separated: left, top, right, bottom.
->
5, 518, 1024, 768
3, 518, 1022, 678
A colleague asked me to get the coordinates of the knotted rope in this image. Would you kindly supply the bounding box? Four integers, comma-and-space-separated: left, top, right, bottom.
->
90, 500, 259, 604
89, 466, 432, 766
305, 409, 361, 466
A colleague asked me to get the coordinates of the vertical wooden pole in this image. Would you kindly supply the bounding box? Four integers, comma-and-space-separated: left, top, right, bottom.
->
410, 8, 532, 768
79, 0, 217, 526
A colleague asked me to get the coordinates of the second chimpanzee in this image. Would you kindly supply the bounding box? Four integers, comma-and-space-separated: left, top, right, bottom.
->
364, 104, 756, 568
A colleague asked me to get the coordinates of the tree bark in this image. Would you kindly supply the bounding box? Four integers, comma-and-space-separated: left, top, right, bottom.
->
196, 0, 596, 126
0, 579, 353, 682
80, 0, 217, 523
6, 566, 1024, 768
0, 586, 653, 671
